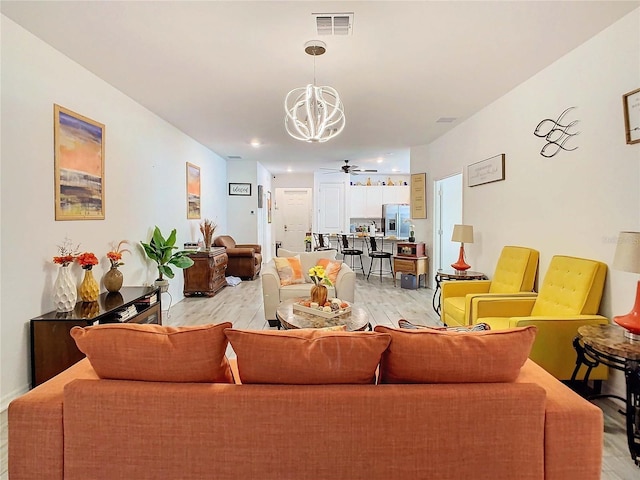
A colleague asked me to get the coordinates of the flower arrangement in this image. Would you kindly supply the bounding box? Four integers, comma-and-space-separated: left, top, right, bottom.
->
106, 240, 130, 268
308, 265, 333, 286
304, 235, 312, 244
77, 252, 99, 270
200, 219, 217, 249
53, 238, 79, 267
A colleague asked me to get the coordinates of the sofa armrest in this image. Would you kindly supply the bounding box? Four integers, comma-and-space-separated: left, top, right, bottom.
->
335, 263, 356, 303
8, 359, 98, 480
441, 280, 492, 298
236, 243, 262, 254
226, 247, 256, 257
261, 261, 281, 321
469, 296, 537, 322
517, 359, 603, 479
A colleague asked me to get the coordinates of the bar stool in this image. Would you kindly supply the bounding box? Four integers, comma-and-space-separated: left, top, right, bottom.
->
339, 234, 365, 274
313, 233, 334, 251
365, 236, 394, 281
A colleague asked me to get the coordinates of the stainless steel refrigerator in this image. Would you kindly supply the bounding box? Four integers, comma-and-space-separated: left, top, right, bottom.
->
383, 204, 411, 237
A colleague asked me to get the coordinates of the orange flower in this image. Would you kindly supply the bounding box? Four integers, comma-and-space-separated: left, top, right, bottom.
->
77, 252, 99, 270
53, 255, 75, 266
53, 238, 79, 267
106, 240, 130, 267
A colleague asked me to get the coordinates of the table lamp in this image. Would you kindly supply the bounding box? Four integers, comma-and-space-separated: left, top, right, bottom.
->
451, 224, 474, 272
612, 231, 640, 340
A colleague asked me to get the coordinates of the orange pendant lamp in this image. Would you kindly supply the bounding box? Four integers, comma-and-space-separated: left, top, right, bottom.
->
450, 224, 474, 272
612, 231, 640, 340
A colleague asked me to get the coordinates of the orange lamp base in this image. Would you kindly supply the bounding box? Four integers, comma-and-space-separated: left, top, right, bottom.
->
613, 280, 640, 339
451, 244, 470, 272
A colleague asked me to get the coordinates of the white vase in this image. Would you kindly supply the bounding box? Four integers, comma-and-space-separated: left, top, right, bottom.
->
53, 266, 77, 312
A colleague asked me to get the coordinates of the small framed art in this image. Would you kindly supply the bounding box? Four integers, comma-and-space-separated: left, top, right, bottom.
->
186, 162, 201, 219
623, 88, 640, 145
229, 183, 252, 196
468, 154, 505, 187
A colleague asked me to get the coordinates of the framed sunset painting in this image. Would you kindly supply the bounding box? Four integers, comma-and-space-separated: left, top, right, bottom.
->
54, 105, 105, 220
186, 162, 201, 219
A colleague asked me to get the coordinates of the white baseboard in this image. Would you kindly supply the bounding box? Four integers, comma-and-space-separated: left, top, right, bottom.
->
1, 384, 29, 412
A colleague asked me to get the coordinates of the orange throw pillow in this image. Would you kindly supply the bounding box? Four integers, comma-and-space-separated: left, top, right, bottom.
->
317, 258, 343, 284
274, 255, 305, 286
71, 322, 234, 383
374, 325, 536, 384
225, 328, 390, 384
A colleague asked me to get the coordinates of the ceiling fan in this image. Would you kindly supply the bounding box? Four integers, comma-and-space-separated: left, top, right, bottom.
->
320, 160, 378, 175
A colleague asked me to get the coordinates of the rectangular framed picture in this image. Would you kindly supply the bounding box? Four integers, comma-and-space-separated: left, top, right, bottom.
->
468, 154, 505, 187
623, 88, 640, 145
410, 173, 427, 219
258, 184, 264, 208
186, 162, 201, 219
54, 104, 105, 220
229, 183, 252, 196
267, 191, 272, 223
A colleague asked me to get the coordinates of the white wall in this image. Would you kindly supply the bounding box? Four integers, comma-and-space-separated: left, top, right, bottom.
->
0, 16, 228, 407
411, 9, 640, 397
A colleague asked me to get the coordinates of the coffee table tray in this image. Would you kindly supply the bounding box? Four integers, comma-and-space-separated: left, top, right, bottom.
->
293, 302, 352, 319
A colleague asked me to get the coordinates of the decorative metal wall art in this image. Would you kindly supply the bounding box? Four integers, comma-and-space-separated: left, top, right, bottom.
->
533, 107, 580, 158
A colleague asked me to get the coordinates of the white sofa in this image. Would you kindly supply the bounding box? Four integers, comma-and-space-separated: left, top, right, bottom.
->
261, 248, 356, 327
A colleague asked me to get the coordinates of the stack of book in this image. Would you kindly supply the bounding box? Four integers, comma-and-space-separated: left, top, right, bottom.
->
115, 305, 138, 322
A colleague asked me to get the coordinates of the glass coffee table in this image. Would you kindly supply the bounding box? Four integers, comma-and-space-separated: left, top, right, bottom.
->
276, 298, 371, 331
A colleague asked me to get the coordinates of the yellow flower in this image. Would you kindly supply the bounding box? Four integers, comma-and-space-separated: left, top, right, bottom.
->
308, 265, 332, 286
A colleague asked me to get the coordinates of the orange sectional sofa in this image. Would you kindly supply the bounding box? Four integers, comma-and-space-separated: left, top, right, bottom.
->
8, 324, 603, 480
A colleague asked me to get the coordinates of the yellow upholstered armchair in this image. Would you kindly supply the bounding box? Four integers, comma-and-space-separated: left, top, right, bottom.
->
441, 246, 539, 327
468, 255, 609, 381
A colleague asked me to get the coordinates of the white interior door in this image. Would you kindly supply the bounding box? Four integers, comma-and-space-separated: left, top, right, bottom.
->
318, 182, 344, 234
433, 174, 463, 271
276, 188, 312, 252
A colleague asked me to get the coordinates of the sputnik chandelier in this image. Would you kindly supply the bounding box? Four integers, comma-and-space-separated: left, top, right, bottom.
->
284, 40, 346, 143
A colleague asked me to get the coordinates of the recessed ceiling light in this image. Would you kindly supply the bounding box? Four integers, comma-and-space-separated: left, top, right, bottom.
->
250, 139, 261, 148
377, 157, 383, 163
287, 167, 293, 172
391, 168, 399, 172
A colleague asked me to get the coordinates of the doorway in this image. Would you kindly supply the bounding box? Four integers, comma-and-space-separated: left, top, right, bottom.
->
275, 188, 312, 252
433, 173, 463, 272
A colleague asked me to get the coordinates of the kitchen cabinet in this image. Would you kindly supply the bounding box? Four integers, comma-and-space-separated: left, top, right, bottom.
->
382, 185, 410, 205
350, 186, 383, 218
350, 185, 409, 218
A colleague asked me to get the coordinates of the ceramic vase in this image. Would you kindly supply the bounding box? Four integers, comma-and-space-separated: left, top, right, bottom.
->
311, 284, 328, 305
103, 266, 123, 293
80, 268, 100, 302
53, 266, 77, 312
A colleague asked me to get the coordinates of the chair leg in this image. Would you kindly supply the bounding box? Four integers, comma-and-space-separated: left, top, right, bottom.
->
359, 255, 365, 274
367, 257, 375, 280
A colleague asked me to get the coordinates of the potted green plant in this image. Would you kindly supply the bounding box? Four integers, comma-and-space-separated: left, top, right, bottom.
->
140, 226, 194, 291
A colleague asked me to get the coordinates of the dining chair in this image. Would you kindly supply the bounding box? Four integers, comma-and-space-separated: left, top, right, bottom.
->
339, 234, 365, 274
365, 236, 393, 281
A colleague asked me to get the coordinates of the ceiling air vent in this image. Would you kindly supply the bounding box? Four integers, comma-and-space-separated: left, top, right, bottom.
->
436, 117, 457, 123
227, 155, 242, 160
312, 13, 354, 36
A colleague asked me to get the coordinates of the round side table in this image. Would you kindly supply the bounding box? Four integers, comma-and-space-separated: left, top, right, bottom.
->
571, 324, 640, 466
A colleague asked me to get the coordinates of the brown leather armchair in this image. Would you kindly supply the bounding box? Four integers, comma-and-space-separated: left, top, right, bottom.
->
213, 235, 262, 280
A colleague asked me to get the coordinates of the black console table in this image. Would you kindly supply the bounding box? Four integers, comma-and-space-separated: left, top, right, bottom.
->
30, 286, 160, 387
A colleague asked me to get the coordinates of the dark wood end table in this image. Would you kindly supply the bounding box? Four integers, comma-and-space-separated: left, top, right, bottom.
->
276, 299, 370, 331
571, 324, 640, 466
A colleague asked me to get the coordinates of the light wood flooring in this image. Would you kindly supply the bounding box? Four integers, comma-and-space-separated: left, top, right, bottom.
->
1, 273, 638, 479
